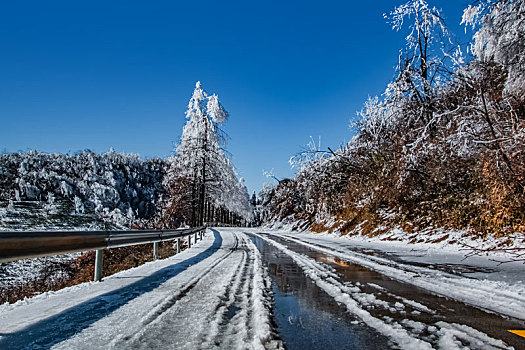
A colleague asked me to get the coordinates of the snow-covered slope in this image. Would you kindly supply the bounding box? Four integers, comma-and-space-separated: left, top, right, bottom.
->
0, 150, 165, 226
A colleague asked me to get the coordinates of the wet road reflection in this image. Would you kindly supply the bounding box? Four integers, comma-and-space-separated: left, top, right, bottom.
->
250, 234, 391, 350
251, 232, 525, 349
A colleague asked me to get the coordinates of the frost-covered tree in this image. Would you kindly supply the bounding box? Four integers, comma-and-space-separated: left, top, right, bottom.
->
163, 82, 252, 227
350, 0, 461, 195
452, 0, 525, 191
385, 0, 455, 122
462, 0, 525, 94
259, 0, 525, 240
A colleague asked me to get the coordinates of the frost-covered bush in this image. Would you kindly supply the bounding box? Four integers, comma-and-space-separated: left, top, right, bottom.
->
261, 0, 525, 236
462, 0, 525, 94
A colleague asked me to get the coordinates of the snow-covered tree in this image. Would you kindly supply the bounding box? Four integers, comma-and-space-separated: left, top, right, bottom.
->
162, 82, 252, 227
462, 0, 525, 94
385, 0, 454, 120
453, 0, 525, 192
259, 0, 525, 240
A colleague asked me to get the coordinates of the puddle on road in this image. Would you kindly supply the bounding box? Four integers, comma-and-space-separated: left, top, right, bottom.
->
302, 240, 498, 277
252, 233, 525, 350
250, 235, 391, 350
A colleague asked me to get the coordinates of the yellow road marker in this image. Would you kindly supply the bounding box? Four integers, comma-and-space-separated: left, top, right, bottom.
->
508, 330, 525, 338
321, 256, 352, 267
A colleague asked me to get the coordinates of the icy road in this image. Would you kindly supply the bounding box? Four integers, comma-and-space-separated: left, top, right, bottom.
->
1, 228, 524, 349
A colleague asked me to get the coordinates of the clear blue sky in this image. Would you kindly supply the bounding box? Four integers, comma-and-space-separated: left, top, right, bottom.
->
0, 1, 470, 194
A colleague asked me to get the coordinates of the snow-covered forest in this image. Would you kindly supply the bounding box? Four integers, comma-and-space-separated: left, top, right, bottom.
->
0, 83, 252, 303
0, 83, 252, 231
259, 0, 525, 243
0, 150, 166, 227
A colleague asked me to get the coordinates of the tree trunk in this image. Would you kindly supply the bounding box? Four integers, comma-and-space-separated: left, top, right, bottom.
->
199, 116, 208, 226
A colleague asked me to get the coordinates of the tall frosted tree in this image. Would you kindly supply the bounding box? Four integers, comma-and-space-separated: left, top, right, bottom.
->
161, 82, 252, 228
384, 0, 455, 124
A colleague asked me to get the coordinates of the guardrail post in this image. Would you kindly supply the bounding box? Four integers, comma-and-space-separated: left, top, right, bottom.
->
153, 242, 158, 260
194, 231, 197, 243
94, 249, 103, 282
177, 238, 181, 254
188, 234, 191, 248
199, 231, 202, 240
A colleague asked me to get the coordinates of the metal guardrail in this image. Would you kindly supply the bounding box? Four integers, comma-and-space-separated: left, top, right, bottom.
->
0, 226, 207, 281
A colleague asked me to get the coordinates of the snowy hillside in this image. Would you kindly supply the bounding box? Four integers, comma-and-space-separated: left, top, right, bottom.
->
0, 150, 166, 226
257, 0, 525, 249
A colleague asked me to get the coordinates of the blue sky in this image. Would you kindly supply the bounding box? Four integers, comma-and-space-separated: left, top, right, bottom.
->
0, 1, 470, 194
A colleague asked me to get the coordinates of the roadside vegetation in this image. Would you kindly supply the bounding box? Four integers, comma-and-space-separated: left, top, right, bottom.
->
258, 0, 525, 250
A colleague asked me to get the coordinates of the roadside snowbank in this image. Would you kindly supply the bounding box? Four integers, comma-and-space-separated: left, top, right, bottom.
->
266, 218, 525, 264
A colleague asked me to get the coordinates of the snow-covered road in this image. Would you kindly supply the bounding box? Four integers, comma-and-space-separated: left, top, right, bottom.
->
264, 230, 525, 322
0, 229, 281, 349
1, 228, 523, 349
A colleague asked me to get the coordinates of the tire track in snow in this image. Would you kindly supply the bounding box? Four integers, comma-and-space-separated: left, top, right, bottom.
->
200, 234, 250, 347
203, 233, 282, 349
109, 232, 241, 346
217, 235, 260, 348
118, 230, 281, 349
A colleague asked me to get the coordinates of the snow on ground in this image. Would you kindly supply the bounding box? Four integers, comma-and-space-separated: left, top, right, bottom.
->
268, 218, 525, 267
0, 252, 80, 294
0, 228, 282, 350
252, 231, 514, 350
2, 226, 521, 349
258, 229, 525, 322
